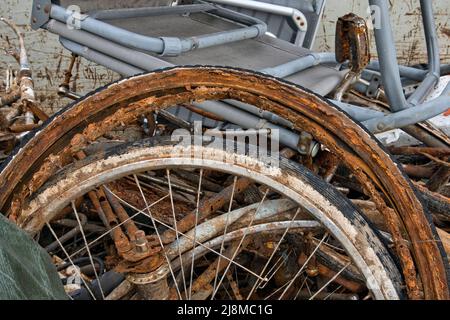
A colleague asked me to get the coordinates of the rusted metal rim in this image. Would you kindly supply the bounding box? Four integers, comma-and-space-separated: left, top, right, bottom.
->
19, 139, 404, 300
0, 66, 448, 299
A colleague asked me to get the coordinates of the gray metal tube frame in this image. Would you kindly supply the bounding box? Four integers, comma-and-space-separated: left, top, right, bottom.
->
406, 0, 440, 106
48, 20, 174, 70
60, 39, 144, 76
260, 52, 336, 78
89, 3, 215, 20
56, 30, 300, 150
363, 83, 450, 133
57, 25, 350, 127
60, 32, 375, 126
368, 0, 441, 110
49, 3, 267, 56
367, 61, 450, 82
368, 0, 408, 111
204, 0, 308, 33
50, 2, 448, 143
59, 25, 449, 141
57, 24, 382, 137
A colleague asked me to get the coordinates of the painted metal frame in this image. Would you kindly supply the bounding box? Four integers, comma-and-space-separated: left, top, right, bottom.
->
205, 0, 308, 45
30, 0, 450, 147
47, 3, 267, 56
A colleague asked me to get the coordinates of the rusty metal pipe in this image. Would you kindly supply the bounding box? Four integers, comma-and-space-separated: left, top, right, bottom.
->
167, 199, 297, 258
172, 220, 321, 272
407, 0, 440, 106
160, 177, 253, 244
104, 187, 139, 239
96, 188, 132, 255
0, 89, 20, 107
49, 4, 266, 56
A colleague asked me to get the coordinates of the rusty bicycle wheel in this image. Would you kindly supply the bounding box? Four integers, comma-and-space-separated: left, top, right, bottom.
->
16, 137, 403, 300
0, 66, 448, 299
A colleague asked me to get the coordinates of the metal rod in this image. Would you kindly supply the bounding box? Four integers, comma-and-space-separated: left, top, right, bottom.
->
49, 4, 266, 56
205, 0, 308, 32
46, 21, 173, 70
407, 0, 440, 106
260, 52, 336, 78
60, 38, 144, 76
330, 100, 385, 121
368, 0, 408, 111
367, 61, 450, 82
363, 83, 450, 133
45, 212, 87, 252
90, 4, 215, 20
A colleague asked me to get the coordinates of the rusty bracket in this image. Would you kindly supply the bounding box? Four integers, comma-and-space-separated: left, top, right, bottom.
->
334, 13, 371, 101
58, 54, 81, 100
335, 13, 371, 72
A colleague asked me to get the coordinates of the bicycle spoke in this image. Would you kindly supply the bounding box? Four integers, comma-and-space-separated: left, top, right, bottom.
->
258, 250, 292, 290
133, 174, 182, 300
188, 169, 203, 300
278, 232, 328, 300
293, 275, 310, 300
45, 222, 97, 300
211, 188, 269, 299
71, 201, 105, 299
309, 261, 351, 300
247, 208, 301, 299
212, 176, 237, 298
324, 285, 343, 300
166, 169, 188, 297
69, 191, 169, 259
263, 279, 291, 300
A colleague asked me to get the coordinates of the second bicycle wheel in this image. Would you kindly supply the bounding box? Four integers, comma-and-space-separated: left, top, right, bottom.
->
19, 136, 403, 300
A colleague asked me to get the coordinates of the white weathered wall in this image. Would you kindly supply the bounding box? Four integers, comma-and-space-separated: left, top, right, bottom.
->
1, 0, 449, 115
1, 0, 119, 114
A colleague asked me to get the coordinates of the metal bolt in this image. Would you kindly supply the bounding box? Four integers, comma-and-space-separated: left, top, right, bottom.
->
310, 142, 320, 158
134, 230, 149, 253
36, 4, 41, 10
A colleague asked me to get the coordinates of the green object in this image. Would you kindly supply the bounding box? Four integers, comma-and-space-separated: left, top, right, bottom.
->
0, 214, 67, 299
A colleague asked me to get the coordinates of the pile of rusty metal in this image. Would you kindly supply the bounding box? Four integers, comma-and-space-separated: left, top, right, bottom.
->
0, 66, 447, 300
0, 18, 48, 164
388, 145, 450, 245
0, 0, 449, 300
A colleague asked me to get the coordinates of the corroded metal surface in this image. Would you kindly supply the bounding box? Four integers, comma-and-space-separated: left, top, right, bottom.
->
335, 13, 370, 71
0, 66, 448, 299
